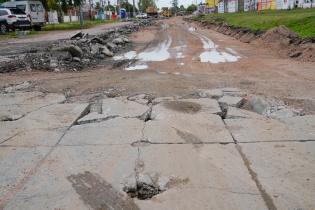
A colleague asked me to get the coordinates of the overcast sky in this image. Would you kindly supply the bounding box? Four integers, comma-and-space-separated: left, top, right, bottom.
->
95, 0, 204, 9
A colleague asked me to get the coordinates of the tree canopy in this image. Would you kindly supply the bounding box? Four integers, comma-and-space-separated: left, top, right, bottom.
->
186, 4, 197, 13
138, 0, 156, 12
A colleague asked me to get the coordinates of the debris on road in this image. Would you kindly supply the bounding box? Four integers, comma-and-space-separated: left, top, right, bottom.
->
0, 19, 154, 73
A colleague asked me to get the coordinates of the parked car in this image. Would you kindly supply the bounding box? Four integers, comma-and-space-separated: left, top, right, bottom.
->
136, 13, 148, 19
1, 0, 45, 30
0, 7, 31, 33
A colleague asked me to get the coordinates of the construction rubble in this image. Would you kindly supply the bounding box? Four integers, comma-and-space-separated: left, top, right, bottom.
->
0, 19, 154, 73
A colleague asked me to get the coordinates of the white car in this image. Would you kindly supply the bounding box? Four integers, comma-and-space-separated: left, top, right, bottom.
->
136, 13, 147, 19
0, 8, 31, 33
2, 0, 45, 30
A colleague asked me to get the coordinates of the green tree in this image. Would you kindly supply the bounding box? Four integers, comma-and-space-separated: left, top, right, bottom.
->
95, 2, 100, 10
138, 0, 156, 13
105, 4, 115, 12
179, 5, 185, 11
186, 4, 197, 14
121, 1, 138, 14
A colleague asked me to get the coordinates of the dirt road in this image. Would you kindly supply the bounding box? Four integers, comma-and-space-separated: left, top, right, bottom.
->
1, 17, 314, 112
1, 17, 315, 210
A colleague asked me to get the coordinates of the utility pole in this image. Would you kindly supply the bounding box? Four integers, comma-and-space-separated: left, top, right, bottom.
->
79, 5, 83, 28
132, 0, 136, 17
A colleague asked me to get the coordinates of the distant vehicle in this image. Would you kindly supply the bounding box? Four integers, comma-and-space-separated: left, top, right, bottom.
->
161, 7, 172, 17
146, 6, 158, 18
1, 0, 45, 30
0, 7, 31, 33
136, 13, 147, 19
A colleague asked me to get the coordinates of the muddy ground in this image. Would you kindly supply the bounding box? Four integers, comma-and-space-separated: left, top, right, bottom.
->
1, 17, 315, 210
1, 17, 314, 114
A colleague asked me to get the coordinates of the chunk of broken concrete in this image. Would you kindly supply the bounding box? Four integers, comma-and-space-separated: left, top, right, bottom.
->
106, 42, 118, 51
221, 87, 246, 97
197, 89, 223, 99
112, 37, 125, 44
101, 46, 114, 57
102, 98, 149, 118
248, 96, 269, 114
269, 108, 298, 120
4, 81, 32, 93
54, 45, 83, 58
218, 96, 244, 107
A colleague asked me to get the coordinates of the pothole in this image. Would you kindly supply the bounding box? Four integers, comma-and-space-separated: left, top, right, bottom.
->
122, 172, 189, 200
163, 101, 202, 113
124, 182, 162, 200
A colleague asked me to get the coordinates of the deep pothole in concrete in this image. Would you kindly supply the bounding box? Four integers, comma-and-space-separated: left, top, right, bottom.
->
163, 101, 201, 113
123, 182, 162, 200
123, 172, 189, 200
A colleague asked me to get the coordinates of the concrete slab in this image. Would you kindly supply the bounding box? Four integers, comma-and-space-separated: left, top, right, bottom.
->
0, 92, 66, 119
0, 146, 50, 201
221, 88, 246, 97
282, 115, 315, 139
225, 116, 315, 142
151, 98, 222, 120
102, 98, 149, 118
60, 118, 144, 145
3, 145, 138, 210
240, 142, 315, 210
226, 106, 265, 119
77, 112, 110, 124
0, 103, 88, 143
144, 113, 233, 143
134, 144, 267, 210
219, 95, 244, 107
197, 89, 223, 99
1, 128, 66, 147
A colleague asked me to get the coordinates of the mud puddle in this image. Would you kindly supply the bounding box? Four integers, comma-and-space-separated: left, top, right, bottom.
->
114, 36, 172, 71
188, 26, 241, 63
163, 101, 201, 113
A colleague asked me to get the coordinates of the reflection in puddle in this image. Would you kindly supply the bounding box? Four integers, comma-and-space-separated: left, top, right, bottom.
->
125, 64, 148, 71
113, 51, 137, 60
176, 52, 185, 58
188, 27, 196, 32
188, 27, 241, 64
225, 47, 238, 55
200, 51, 240, 63
114, 36, 172, 70
138, 36, 172, 62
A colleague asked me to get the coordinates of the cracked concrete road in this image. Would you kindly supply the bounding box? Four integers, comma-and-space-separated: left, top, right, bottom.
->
1, 17, 315, 210
1, 89, 315, 210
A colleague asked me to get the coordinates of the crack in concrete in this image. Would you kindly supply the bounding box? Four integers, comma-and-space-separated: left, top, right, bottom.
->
0, 126, 68, 145
0, 99, 67, 123
0, 104, 89, 209
235, 144, 277, 210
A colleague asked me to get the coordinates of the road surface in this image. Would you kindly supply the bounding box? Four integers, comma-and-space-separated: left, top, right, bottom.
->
0, 17, 315, 210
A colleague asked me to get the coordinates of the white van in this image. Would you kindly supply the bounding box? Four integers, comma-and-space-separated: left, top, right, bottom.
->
2, 0, 45, 30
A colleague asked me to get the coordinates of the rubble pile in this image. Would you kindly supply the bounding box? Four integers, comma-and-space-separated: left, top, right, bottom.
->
0, 19, 154, 73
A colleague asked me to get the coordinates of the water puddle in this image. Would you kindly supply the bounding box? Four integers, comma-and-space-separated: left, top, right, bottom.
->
125, 64, 148, 71
176, 52, 185, 59
113, 51, 137, 60
225, 47, 238, 55
114, 36, 172, 70
188, 27, 196, 32
137, 36, 172, 62
188, 27, 241, 64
